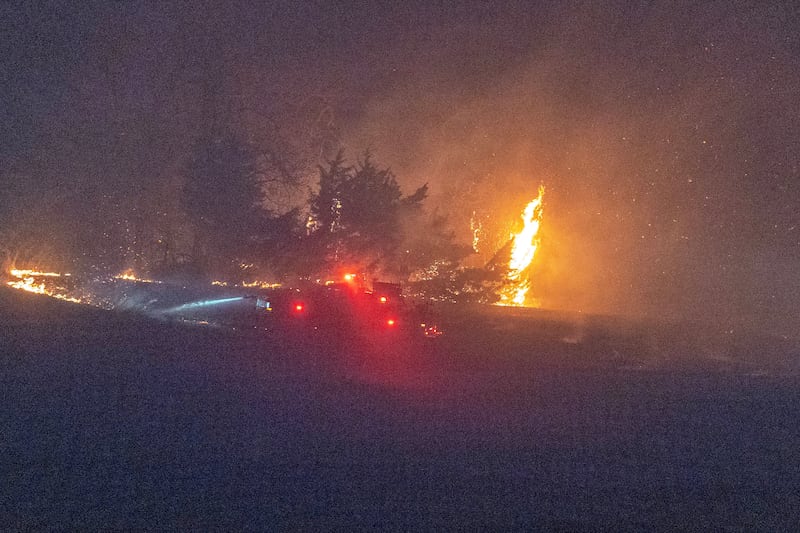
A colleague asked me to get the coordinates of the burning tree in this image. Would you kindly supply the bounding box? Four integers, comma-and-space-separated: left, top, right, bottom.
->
493, 186, 546, 306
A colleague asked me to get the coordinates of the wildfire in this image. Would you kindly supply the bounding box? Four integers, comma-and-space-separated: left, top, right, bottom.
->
498, 185, 545, 306
6, 268, 82, 303
213, 279, 282, 289
9, 268, 63, 278
241, 280, 282, 289
113, 269, 160, 284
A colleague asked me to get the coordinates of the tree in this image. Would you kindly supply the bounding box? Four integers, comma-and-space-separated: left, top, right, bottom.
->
305, 151, 450, 280
183, 125, 269, 279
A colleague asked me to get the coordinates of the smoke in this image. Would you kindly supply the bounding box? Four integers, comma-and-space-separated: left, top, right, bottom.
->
333, 2, 800, 333
3, 2, 798, 334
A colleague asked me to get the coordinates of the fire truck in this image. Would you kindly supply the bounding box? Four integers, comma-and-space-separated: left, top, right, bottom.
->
253, 275, 443, 339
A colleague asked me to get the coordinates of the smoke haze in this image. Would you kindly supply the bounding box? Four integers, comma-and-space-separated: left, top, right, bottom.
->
2, 1, 798, 332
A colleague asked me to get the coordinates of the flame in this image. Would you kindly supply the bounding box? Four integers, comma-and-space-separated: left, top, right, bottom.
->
10, 269, 63, 278
6, 268, 82, 303
241, 280, 282, 289
213, 279, 281, 289
498, 185, 545, 306
113, 269, 160, 284
470, 211, 482, 253
114, 269, 139, 281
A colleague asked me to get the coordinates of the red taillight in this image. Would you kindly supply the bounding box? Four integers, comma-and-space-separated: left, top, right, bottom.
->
294, 303, 304, 312
386, 318, 396, 326
379, 296, 388, 303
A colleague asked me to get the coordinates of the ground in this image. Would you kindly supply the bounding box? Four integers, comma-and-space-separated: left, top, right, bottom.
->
1, 287, 799, 530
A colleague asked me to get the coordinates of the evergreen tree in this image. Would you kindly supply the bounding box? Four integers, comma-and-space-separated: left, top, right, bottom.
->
183, 125, 266, 279
306, 152, 436, 278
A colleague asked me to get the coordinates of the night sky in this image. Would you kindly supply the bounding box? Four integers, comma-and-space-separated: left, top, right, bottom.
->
2, 1, 799, 332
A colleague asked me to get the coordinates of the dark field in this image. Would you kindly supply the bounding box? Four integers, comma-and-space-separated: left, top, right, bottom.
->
2, 288, 799, 530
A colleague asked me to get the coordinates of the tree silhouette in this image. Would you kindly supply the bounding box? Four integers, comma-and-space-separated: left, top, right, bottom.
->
183, 125, 268, 278
306, 151, 441, 279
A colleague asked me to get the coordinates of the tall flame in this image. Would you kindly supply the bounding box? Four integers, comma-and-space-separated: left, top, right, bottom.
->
498, 185, 545, 306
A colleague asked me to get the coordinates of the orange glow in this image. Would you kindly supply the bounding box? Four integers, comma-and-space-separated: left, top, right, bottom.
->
344, 273, 356, 282
379, 295, 388, 303
10, 268, 63, 278
386, 318, 396, 326
421, 323, 442, 337
115, 269, 138, 281
213, 279, 281, 288
294, 303, 304, 312
498, 185, 545, 306
470, 211, 482, 252
113, 269, 161, 284
6, 268, 81, 303
241, 280, 282, 289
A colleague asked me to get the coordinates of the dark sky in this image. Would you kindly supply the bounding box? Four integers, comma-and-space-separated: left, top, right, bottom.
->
2, 1, 799, 332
